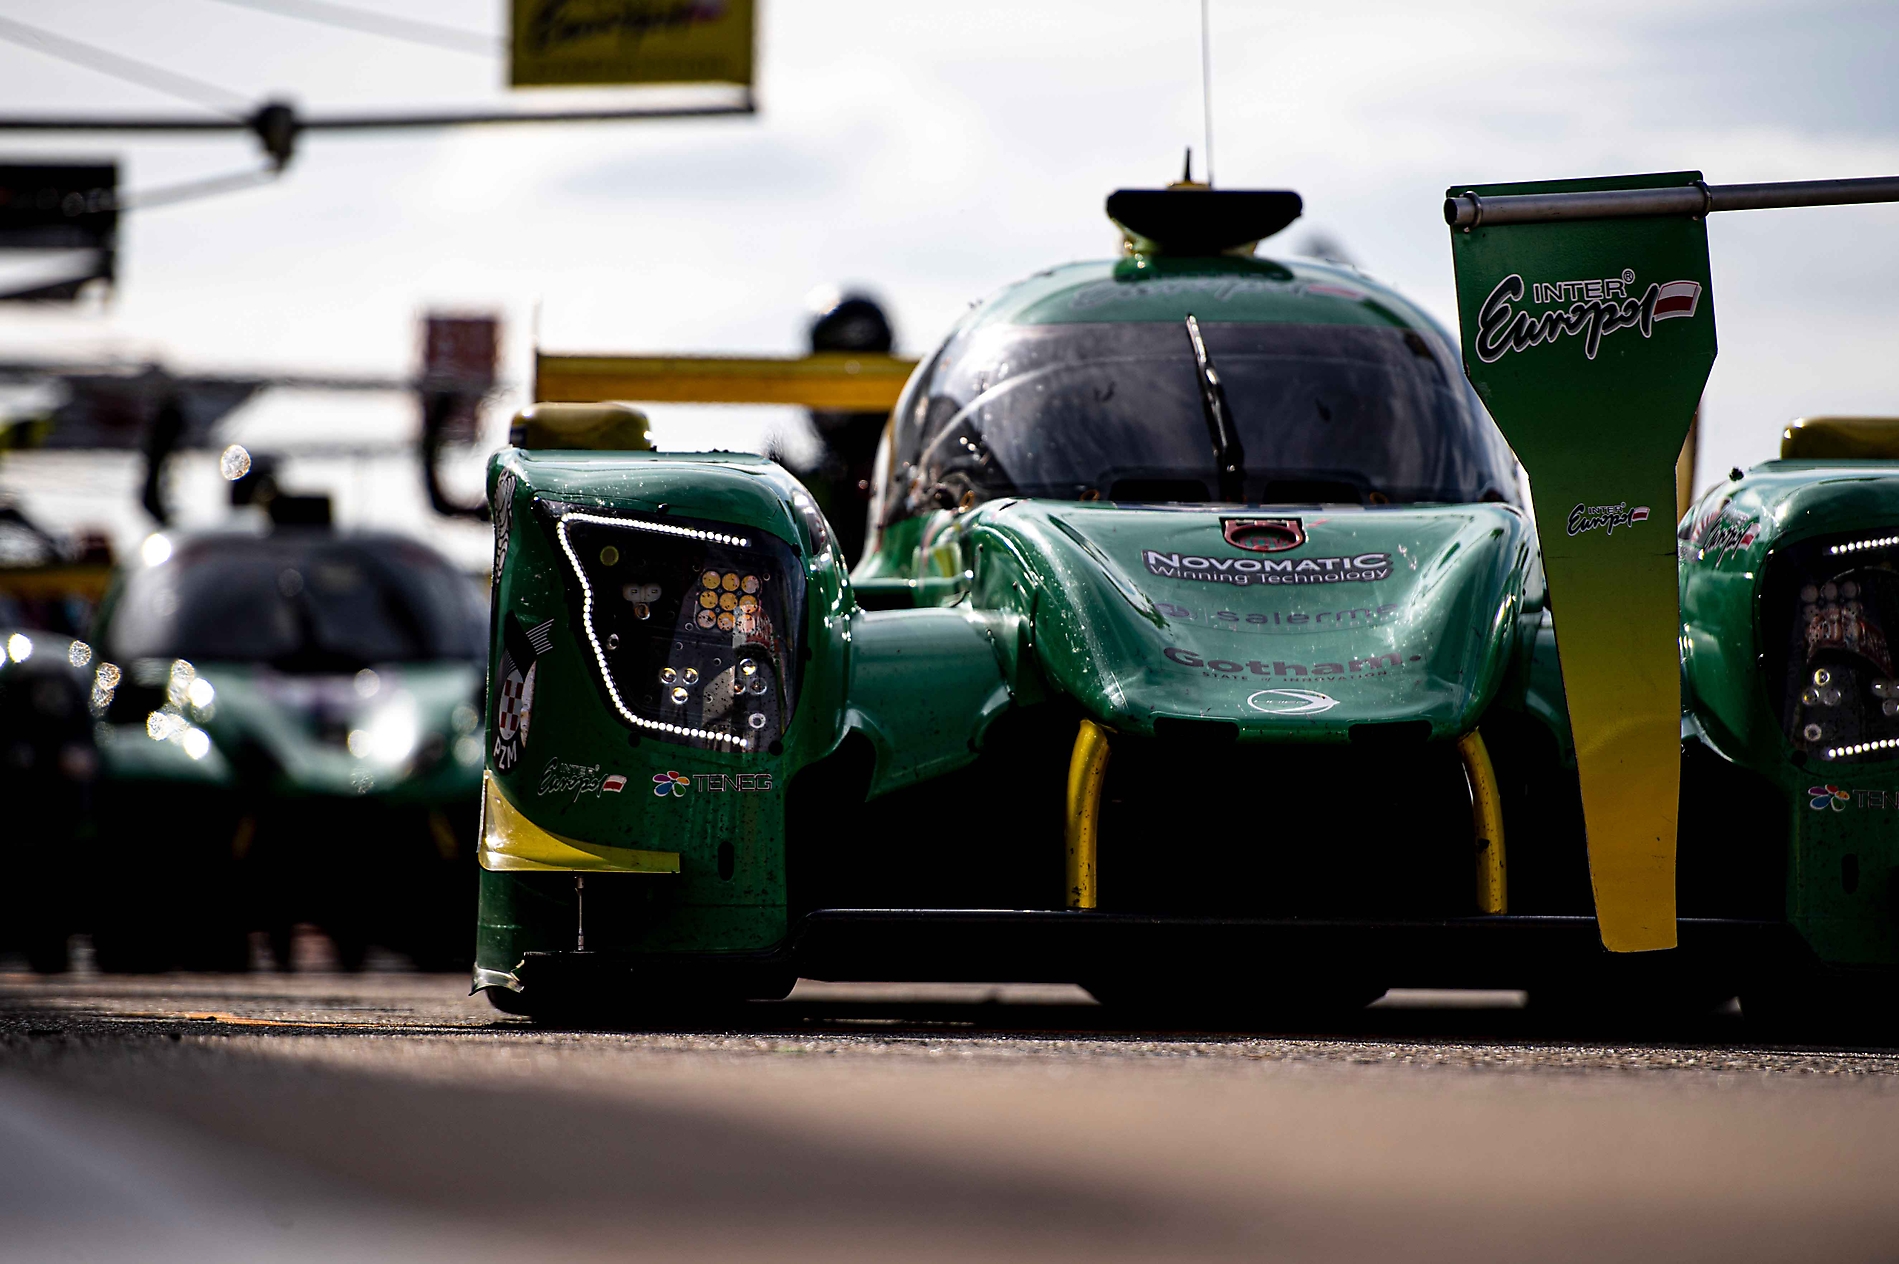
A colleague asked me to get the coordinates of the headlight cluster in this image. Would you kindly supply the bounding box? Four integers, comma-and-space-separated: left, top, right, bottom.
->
545, 504, 803, 752
1770, 531, 1899, 763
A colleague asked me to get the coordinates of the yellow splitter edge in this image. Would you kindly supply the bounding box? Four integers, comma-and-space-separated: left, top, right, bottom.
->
479, 771, 680, 874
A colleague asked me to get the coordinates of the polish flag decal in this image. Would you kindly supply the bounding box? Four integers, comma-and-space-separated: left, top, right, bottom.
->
601, 774, 627, 793
1653, 280, 1702, 321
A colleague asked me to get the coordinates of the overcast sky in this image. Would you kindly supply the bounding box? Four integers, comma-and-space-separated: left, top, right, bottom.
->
0, 0, 1895, 563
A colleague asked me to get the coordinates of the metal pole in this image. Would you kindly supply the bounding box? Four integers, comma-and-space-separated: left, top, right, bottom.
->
0, 96, 755, 136
1445, 175, 1899, 229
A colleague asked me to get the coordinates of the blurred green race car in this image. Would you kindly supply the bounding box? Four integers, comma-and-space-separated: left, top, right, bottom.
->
89, 527, 487, 970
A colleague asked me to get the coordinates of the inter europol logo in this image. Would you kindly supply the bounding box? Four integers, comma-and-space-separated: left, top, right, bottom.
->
1143, 549, 1391, 587
1246, 688, 1338, 716
1681, 498, 1758, 562
1566, 501, 1650, 538
1475, 269, 1703, 364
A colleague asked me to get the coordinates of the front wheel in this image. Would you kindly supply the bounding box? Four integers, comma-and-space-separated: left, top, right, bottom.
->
1084, 978, 1387, 1030
1741, 979, 1899, 1043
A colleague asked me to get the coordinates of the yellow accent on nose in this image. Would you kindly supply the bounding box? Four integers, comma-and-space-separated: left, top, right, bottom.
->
478, 770, 680, 874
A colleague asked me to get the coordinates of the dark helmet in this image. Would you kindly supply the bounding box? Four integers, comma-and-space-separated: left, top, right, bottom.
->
808, 294, 894, 356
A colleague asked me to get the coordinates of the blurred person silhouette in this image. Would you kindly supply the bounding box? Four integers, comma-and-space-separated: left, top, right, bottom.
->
771, 290, 895, 568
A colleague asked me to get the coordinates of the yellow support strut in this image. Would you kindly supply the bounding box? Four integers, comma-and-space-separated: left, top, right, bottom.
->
1458, 729, 1508, 914
1065, 719, 1111, 909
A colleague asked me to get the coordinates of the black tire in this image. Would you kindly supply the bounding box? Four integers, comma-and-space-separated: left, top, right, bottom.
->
486, 986, 769, 1030
22, 931, 70, 975
1084, 979, 1386, 1030
1741, 980, 1899, 1044
176, 925, 253, 973
91, 926, 170, 974
482, 985, 534, 1016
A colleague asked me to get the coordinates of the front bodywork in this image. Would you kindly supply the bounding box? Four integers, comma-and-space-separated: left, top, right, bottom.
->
476, 245, 1870, 1008
1681, 461, 1899, 970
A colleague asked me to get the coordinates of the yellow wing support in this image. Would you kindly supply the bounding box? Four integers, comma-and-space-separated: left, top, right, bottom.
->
1780, 416, 1899, 460
1458, 729, 1508, 914
1064, 719, 1111, 910
479, 771, 680, 874
534, 352, 917, 411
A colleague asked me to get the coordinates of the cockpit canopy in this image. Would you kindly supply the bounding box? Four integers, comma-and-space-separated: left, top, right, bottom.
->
876, 298, 1518, 525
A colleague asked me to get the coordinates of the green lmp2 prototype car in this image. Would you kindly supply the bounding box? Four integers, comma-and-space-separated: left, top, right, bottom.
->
87, 528, 488, 971
474, 178, 1899, 1025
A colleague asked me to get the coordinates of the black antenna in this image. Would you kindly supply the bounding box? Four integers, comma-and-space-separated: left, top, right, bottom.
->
1182, 147, 1194, 184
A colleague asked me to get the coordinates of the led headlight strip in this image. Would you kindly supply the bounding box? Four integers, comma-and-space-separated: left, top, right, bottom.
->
1825, 736, 1899, 760
1829, 534, 1899, 556
555, 511, 754, 750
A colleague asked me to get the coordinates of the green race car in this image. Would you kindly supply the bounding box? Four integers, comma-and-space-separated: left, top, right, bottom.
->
472, 183, 1899, 1026
89, 527, 487, 971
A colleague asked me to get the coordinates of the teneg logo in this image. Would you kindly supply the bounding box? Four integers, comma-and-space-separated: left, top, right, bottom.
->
1809, 784, 1850, 812
652, 770, 776, 798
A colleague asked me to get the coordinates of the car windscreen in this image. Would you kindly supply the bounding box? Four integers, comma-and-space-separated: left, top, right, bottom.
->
106, 534, 485, 670
893, 321, 1515, 513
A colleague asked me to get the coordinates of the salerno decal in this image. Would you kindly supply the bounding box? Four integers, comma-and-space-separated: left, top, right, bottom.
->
493, 613, 554, 771
1143, 549, 1391, 587
1475, 269, 1703, 363
1566, 501, 1650, 537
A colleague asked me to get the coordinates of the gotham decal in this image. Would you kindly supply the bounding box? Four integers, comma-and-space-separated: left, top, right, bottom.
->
493, 613, 555, 771
652, 769, 776, 797
491, 470, 517, 584
1566, 501, 1650, 538
1475, 270, 1703, 364
1164, 647, 1423, 677
1143, 549, 1391, 586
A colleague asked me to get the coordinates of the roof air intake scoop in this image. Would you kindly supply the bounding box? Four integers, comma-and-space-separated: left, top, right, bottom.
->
1106, 188, 1303, 257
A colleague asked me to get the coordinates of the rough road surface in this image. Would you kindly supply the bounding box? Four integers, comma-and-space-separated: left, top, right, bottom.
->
3, 972, 1897, 1263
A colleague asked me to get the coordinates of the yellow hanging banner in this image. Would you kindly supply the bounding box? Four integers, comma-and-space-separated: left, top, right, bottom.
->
510, 0, 755, 88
